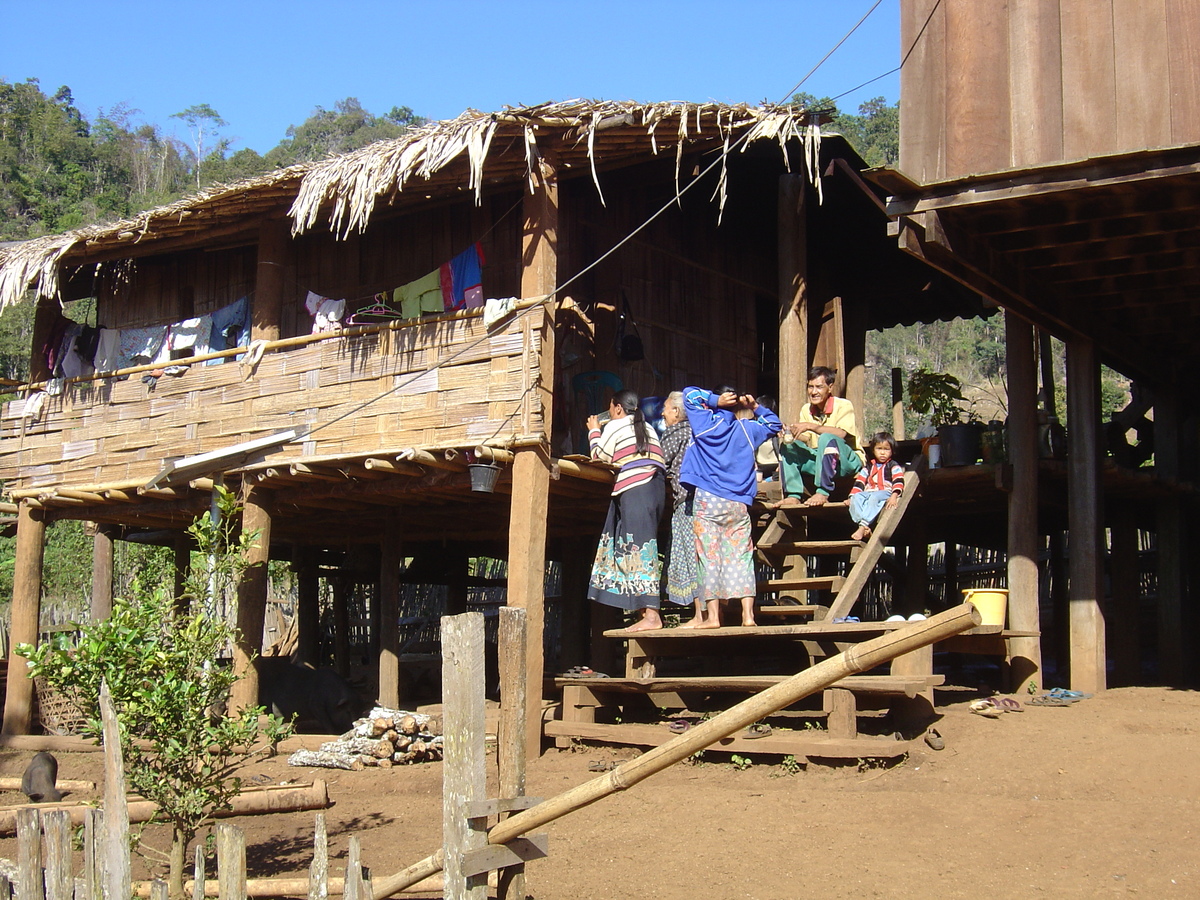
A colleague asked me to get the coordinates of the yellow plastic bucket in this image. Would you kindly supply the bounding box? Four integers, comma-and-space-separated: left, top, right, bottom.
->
963, 589, 1008, 627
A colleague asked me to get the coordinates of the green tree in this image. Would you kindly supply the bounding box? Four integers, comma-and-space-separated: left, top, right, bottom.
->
265, 97, 424, 166
19, 487, 290, 898
171, 104, 228, 189
790, 92, 900, 167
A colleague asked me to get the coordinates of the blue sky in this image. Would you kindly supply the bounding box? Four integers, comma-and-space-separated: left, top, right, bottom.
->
2, 1, 900, 155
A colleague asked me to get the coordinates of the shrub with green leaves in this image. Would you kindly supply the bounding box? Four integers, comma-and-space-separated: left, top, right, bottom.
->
18, 487, 290, 897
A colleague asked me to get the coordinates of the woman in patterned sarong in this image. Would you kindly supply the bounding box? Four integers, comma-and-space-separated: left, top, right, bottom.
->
585, 389, 667, 632
660, 391, 698, 609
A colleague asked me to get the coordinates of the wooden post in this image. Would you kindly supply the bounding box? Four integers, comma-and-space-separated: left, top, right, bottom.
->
91, 523, 116, 621
308, 811, 327, 900
296, 561, 320, 667
901, 519, 929, 618
441, 613, 488, 900
1109, 510, 1141, 686
345, 835, 364, 900
1066, 337, 1106, 693
446, 550, 469, 618
505, 148, 558, 760
3, 502, 45, 735
231, 485, 272, 715
777, 174, 808, 423
215, 823, 247, 900
42, 809, 72, 900
16, 808, 42, 900
172, 534, 191, 615
378, 518, 402, 709
891, 367, 906, 440
843, 298, 868, 444
83, 808, 102, 900
253, 217, 289, 343
497, 608, 528, 900
1038, 329, 1057, 415
557, 538, 589, 672
101, 682, 131, 900
194, 845, 206, 900
1154, 388, 1184, 684
333, 576, 351, 679
1005, 312, 1042, 694
944, 543, 958, 610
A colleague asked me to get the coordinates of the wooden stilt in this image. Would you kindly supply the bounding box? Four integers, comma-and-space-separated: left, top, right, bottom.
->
777, 174, 808, 423
231, 486, 272, 714
891, 367, 906, 440
1154, 386, 1184, 684
91, 523, 116, 621
3, 503, 45, 735
1109, 510, 1141, 686
901, 519, 929, 618
296, 560, 320, 667
333, 576, 351, 679
172, 533, 191, 614
253, 218, 289, 343
1005, 312, 1042, 694
1066, 337, 1106, 693
557, 538, 590, 672
379, 518, 402, 709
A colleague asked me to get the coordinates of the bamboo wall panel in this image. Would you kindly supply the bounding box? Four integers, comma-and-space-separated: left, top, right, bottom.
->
100, 247, 256, 330
0, 314, 541, 491
900, 0, 1200, 181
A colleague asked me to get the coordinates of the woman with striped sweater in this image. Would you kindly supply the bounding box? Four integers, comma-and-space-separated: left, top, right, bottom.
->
586, 389, 667, 631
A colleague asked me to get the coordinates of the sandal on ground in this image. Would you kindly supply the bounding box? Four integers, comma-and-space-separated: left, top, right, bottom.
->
587, 760, 618, 772
667, 719, 692, 734
1047, 688, 1092, 700
924, 728, 945, 751
1029, 695, 1075, 706
560, 666, 608, 678
994, 697, 1024, 712
745, 722, 773, 739
970, 698, 1003, 718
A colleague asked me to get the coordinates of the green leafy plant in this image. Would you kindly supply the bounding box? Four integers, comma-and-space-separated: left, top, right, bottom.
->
19, 488, 291, 898
907, 368, 978, 426
779, 754, 802, 776
730, 754, 752, 771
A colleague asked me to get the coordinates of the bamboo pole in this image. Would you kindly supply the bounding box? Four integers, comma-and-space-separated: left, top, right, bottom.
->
372, 603, 981, 896
473, 446, 614, 484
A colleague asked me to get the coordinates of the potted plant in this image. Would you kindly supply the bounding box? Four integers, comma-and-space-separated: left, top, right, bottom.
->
907, 368, 984, 466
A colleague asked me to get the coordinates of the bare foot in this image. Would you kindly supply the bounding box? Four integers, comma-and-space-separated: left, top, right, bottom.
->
803, 493, 829, 507
771, 496, 805, 509
676, 618, 704, 629
692, 618, 723, 630
741, 617, 757, 627
850, 525, 870, 542
626, 617, 663, 633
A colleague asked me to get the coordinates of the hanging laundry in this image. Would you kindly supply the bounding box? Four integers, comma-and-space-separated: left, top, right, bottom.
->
205, 297, 250, 364
393, 269, 443, 318
118, 325, 169, 369
440, 242, 486, 311
483, 297, 519, 330
167, 316, 213, 354
55, 323, 93, 379
94, 328, 122, 372
305, 291, 346, 334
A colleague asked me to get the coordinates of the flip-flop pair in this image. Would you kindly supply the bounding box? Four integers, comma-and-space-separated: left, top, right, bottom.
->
560, 666, 609, 678
1047, 688, 1092, 700
1030, 694, 1075, 706
745, 722, 773, 739
667, 719, 693, 734
970, 696, 1024, 717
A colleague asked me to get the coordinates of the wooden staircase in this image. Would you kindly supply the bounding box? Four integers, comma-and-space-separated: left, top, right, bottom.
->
755, 468, 923, 622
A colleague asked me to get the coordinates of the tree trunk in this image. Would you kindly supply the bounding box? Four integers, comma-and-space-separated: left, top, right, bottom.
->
170, 825, 190, 900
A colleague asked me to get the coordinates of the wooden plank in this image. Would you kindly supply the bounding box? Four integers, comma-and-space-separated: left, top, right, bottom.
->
101, 682, 131, 900
461, 835, 549, 880
1066, 337, 1107, 692
441, 613, 488, 899
899, 0, 947, 181
3, 504, 44, 735
215, 823, 246, 900
757, 576, 843, 593
1113, 0, 1171, 151
1060, 0, 1119, 159
16, 808, 42, 900
823, 688, 857, 740
41, 809, 72, 900
1005, 312, 1042, 693
1008, 0, 1064, 167
1167, 0, 1200, 144
551, 674, 945, 695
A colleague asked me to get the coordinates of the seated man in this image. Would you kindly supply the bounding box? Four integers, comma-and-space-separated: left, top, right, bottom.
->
776, 366, 865, 507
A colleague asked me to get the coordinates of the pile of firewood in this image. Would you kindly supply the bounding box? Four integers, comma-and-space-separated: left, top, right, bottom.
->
287, 707, 444, 770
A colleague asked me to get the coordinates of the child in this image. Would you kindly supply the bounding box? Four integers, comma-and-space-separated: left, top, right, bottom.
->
848, 432, 906, 542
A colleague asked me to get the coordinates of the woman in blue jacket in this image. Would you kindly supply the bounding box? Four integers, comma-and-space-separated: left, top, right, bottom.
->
679, 385, 781, 628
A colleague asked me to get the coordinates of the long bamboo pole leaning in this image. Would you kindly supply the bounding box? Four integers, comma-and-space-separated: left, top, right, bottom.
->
372, 603, 981, 897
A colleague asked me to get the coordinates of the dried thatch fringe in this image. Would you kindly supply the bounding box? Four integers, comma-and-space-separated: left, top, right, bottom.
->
0, 100, 824, 311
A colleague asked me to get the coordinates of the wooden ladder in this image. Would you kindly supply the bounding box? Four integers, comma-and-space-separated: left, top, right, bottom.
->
755, 468, 923, 623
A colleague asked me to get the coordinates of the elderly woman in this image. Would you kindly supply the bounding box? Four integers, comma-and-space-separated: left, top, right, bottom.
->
660, 391, 698, 611
586, 389, 667, 631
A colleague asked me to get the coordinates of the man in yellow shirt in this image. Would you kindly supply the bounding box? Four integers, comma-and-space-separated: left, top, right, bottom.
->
777, 366, 865, 508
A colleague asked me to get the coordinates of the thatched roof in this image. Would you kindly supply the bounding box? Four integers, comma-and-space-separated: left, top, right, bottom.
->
0, 99, 823, 311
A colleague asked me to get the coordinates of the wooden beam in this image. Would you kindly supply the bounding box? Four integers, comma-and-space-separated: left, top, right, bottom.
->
253, 217, 289, 343
777, 174, 808, 423
1066, 337, 1106, 693
296, 560, 320, 667
3, 504, 44, 734
1108, 508, 1141, 686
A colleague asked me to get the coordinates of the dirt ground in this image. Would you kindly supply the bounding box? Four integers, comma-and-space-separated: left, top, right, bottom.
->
1, 685, 1197, 898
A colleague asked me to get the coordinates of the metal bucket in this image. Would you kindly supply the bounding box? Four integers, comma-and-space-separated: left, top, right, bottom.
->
468, 463, 502, 493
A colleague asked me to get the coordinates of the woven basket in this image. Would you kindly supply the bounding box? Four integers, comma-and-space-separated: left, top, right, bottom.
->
34, 676, 88, 736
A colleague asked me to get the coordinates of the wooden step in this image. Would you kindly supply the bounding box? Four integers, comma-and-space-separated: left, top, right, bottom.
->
551, 674, 945, 696
756, 540, 863, 556
756, 605, 821, 617
757, 575, 844, 593
542, 719, 912, 759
